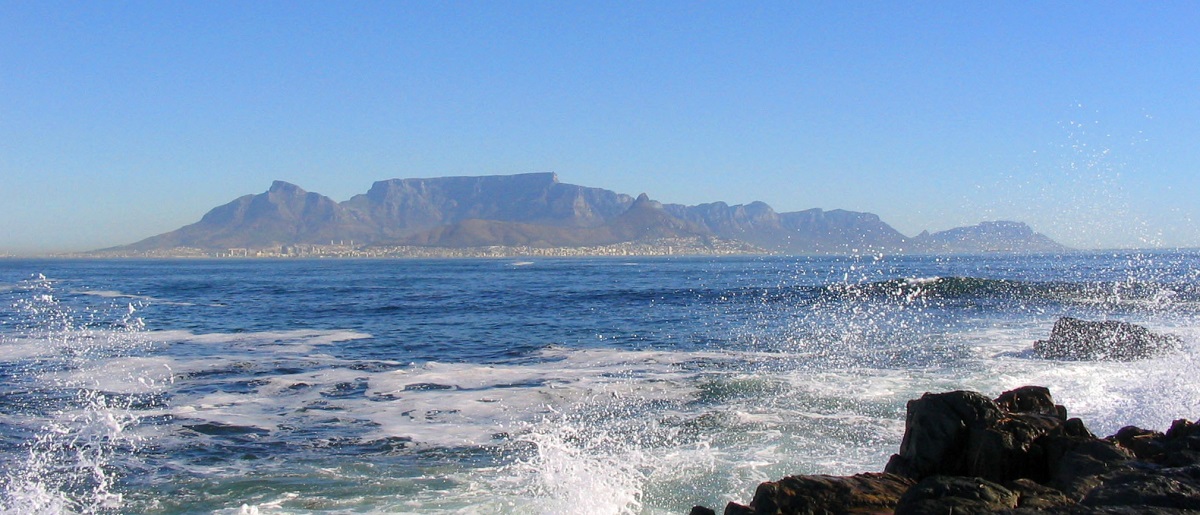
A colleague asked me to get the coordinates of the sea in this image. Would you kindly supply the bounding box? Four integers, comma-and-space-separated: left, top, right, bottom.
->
1, 252, 1198, 514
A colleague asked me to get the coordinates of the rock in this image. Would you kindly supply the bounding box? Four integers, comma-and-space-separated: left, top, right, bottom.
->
893, 476, 1018, 514
1082, 466, 1200, 509
1110, 419, 1200, 467
1005, 478, 1075, 509
1033, 317, 1181, 361
1042, 435, 1135, 499
722, 473, 914, 515
884, 386, 1075, 483
706, 386, 1200, 515
687, 506, 717, 515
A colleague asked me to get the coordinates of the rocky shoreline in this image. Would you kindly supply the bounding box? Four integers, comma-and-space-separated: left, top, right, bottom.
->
692, 386, 1200, 514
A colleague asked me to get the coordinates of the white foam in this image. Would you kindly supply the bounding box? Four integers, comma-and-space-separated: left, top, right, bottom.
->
52, 356, 176, 394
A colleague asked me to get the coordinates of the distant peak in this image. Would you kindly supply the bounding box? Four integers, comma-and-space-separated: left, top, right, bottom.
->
630, 193, 664, 211
269, 181, 305, 194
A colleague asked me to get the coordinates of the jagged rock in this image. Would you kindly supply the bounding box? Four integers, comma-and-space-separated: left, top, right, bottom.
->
1110, 419, 1200, 467
1033, 317, 1182, 361
1042, 435, 1135, 499
702, 387, 1200, 515
721, 473, 914, 515
893, 476, 1018, 514
1082, 466, 1200, 509
883, 386, 1075, 483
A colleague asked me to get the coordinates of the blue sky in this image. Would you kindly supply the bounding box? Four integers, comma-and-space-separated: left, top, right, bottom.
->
2, 1, 1198, 254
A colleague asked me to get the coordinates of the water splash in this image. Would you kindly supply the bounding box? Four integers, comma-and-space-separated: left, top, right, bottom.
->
0, 275, 157, 514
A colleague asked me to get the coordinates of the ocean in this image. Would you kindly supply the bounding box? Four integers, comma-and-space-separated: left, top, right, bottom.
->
1, 253, 1198, 514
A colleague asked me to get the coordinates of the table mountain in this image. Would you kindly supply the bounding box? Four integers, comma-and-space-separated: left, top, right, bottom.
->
104, 173, 1067, 255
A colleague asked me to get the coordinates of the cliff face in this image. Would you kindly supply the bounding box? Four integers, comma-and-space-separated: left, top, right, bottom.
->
109, 174, 1067, 254
340, 172, 634, 238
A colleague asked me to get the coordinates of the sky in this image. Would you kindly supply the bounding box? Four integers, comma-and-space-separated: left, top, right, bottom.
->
2, 1, 1198, 254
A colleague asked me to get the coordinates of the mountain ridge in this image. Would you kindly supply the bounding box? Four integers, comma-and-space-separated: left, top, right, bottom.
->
104, 173, 1067, 256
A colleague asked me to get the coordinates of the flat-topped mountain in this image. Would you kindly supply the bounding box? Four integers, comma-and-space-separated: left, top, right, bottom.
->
104, 173, 1067, 256
910, 221, 1065, 254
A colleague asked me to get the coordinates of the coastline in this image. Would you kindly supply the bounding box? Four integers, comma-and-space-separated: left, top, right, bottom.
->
695, 386, 1200, 514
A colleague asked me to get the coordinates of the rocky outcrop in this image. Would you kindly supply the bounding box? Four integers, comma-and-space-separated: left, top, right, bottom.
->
701, 386, 1200, 514
1034, 317, 1182, 361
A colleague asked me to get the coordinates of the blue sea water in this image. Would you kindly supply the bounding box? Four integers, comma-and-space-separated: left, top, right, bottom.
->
1, 253, 1198, 514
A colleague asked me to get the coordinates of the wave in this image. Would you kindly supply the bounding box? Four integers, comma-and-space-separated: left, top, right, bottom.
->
817, 276, 1200, 308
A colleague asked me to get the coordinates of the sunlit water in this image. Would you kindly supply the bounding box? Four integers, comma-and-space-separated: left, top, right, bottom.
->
1, 253, 1197, 514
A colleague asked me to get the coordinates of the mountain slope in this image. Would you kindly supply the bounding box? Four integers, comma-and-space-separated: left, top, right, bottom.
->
390, 194, 712, 247
118, 181, 373, 250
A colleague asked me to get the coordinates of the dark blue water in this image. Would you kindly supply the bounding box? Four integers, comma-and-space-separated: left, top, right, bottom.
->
1, 253, 1197, 513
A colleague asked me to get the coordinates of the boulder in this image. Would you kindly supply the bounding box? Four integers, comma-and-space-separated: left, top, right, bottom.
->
1033, 317, 1181, 360
884, 386, 1077, 483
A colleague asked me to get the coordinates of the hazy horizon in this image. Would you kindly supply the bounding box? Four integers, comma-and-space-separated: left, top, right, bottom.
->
3, 2, 1198, 255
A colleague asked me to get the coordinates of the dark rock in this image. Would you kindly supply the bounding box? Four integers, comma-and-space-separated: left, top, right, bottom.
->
1082, 466, 1200, 509
1005, 478, 1075, 509
884, 387, 1074, 483
1110, 419, 1200, 468
994, 385, 1064, 418
884, 390, 1002, 479
688, 506, 717, 515
1111, 425, 1168, 462
1042, 436, 1135, 499
708, 387, 1199, 515
893, 475, 1018, 514
722, 473, 913, 515
1033, 317, 1182, 361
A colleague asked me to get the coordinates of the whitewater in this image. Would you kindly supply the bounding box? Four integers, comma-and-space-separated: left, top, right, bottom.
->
1, 253, 1198, 514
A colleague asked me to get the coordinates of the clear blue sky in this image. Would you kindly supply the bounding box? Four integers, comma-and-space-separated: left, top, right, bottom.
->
2, 1, 1198, 254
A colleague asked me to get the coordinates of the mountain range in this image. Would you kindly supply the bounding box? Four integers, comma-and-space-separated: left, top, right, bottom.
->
109, 172, 1066, 255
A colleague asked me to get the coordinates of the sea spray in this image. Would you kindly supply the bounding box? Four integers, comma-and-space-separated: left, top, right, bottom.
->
0, 275, 158, 514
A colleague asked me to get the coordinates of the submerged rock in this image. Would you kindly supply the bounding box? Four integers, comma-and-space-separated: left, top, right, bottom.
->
1033, 316, 1181, 361
693, 386, 1200, 514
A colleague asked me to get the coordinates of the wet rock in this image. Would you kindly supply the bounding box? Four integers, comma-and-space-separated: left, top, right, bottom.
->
884, 386, 1074, 483
893, 475, 1018, 515
1005, 478, 1074, 509
1042, 435, 1135, 499
1110, 419, 1200, 468
1033, 316, 1181, 361
722, 473, 914, 515
704, 386, 1200, 515
1082, 466, 1200, 509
